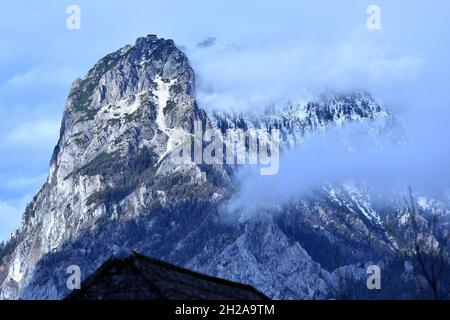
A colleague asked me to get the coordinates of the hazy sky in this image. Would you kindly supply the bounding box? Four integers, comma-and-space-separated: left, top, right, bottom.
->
1, 0, 450, 240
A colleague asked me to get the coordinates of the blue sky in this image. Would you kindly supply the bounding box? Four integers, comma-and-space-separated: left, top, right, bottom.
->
1, 0, 450, 240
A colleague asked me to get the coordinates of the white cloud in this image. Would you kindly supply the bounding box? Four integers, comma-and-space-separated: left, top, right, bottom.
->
319, 38, 423, 86
223, 119, 450, 219
188, 29, 423, 112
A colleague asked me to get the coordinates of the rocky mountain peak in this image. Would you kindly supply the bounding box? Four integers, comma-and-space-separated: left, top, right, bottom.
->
67, 34, 190, 108
0, 36, 215, 300
49, 35, 205, 188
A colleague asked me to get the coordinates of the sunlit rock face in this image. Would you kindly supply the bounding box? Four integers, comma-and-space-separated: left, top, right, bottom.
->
0, 34, 439, 300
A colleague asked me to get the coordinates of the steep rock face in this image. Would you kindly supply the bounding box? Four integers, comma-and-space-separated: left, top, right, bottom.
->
0, 35, 217, 299
0, 35, 430, 300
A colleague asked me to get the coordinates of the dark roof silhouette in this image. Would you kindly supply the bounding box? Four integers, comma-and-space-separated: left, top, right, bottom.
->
65, 251, 269, 300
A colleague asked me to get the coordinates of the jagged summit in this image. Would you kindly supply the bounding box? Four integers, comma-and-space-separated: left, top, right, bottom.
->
49, 34, 206, 186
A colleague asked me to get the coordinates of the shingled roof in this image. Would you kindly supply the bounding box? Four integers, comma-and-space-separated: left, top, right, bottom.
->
65, 251, 269, 300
